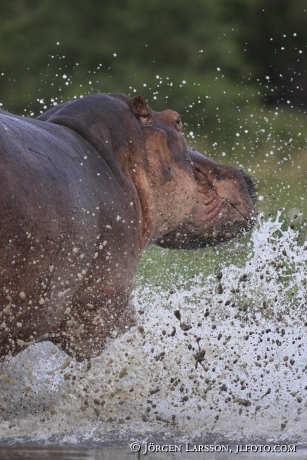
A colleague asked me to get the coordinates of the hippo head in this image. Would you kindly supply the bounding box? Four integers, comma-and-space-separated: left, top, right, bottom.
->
38, 92, 256, 250
126, 95, 256, 249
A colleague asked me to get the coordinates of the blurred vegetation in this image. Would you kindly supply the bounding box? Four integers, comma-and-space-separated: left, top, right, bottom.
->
0, 0, 307, 220
1, 0, 307, 116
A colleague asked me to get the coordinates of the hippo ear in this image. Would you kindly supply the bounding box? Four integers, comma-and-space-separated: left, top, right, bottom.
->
129, 95, 152, 126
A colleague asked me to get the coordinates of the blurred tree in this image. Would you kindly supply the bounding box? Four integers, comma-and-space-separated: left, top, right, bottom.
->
0, 0, 306, 127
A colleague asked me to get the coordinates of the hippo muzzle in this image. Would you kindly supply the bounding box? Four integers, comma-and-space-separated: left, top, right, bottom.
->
156, 148, 256, 249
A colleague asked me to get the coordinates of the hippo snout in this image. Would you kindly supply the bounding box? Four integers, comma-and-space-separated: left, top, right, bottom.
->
156, 152, 256, 249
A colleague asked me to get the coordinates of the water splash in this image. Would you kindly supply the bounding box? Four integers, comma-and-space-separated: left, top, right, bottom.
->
0, 215, 306, 446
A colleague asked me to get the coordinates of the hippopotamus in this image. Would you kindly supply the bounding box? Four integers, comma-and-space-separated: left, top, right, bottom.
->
0, 93, 255, 360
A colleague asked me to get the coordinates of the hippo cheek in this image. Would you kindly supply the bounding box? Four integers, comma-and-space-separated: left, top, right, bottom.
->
139, 129, 198, 242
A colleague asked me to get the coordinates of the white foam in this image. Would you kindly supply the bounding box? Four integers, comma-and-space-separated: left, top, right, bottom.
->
1, 215, 307, 445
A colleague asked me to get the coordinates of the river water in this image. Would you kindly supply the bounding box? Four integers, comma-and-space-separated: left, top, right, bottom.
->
0, 215, 306, 458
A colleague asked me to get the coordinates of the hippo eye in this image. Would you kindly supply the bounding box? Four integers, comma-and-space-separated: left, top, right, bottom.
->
174, 116, 182, 131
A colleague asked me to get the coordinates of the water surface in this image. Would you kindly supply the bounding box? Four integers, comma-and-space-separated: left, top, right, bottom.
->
0, 215, 306, 456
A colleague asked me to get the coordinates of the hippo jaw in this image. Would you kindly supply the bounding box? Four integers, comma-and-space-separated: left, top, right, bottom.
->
156, 149, 256, 249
